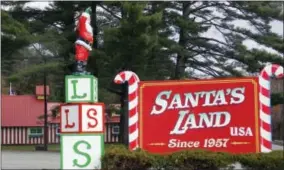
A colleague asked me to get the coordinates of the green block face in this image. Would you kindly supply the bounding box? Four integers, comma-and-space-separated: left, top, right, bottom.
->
65, 75, 98, 103
60, 134, 104, 169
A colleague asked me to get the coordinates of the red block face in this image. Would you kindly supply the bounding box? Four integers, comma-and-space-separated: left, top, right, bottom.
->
138, 77, 260, 154
60, 103, 105, 134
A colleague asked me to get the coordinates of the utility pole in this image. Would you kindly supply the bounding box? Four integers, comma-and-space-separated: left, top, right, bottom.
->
121, 82, 129, 146
281, 1, 284, 157
32, 44, 49, 151
43, 56, 48, 151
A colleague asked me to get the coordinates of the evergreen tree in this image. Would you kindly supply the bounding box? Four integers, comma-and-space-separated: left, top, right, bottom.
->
1, 1, 283, 103
159, 1, 283, 78
1, 9, 31, 76
1, 2, 71, 99
103, 2, 174, 80
1, 1, 122, 102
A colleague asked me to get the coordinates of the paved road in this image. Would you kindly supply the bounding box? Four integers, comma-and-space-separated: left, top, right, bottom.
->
272, 143, 283, 150
2, 151, 60, 169
1, 144, 283, 169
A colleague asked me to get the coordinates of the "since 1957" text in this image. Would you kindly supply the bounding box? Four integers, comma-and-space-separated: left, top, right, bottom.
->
168, 138, 230, 148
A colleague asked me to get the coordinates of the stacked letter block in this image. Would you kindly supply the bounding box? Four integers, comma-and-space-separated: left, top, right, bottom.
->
60, 75, 104, 169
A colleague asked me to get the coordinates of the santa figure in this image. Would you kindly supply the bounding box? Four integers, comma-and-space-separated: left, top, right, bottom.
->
74, 7, 93, 74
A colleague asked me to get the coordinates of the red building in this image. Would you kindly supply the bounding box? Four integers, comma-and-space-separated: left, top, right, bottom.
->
1, 94, 120, 145
1, 95, 60, 145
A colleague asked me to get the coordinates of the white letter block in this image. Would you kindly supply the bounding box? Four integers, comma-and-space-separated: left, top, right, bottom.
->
60, 103, 105, 133
60, 105, 80, 133
61, 134, 104, 169
65, 75, 98, 103
81, 104, 104, 133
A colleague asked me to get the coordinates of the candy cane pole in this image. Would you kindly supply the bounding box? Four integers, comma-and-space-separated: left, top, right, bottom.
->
259, 64, 284, 152
114, 71, 140, 150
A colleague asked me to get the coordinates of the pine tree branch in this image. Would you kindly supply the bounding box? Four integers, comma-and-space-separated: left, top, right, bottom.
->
213, 25, 232, 45
52, 23, 63, 31
186, 46, 225, 60
188, 2, 219, 14
190, 13, 238, 46
227, 3, 268, 34
196, 16, 223, 25
191, 11, 261, 43
98, 4, 122, 20
191, 63, 220, 77
190, 57, 222, 77
191, 37, 232, 48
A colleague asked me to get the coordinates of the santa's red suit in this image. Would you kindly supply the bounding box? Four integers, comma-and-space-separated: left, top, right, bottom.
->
75, 9, 93, 62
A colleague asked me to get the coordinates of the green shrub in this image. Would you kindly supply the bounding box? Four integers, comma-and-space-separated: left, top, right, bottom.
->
102, 145, 157, 170
235, 151, 284, 170
167, 150, 235, 170
102, 145, 283, 170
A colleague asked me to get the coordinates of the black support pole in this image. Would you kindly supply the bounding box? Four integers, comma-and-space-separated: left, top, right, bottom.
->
282, 66, 284, 157
282, 2, 284, 157
124, 82, 129, 147
120, 82, 129, 147
43, 58, 48, 151
119, 85, 125, 144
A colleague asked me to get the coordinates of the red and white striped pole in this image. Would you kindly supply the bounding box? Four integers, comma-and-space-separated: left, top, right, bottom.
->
114, 71, 140, 150
259, 64, 284, 152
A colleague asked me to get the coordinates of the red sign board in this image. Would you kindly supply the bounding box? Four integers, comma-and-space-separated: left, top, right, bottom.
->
139, 77, 260, 154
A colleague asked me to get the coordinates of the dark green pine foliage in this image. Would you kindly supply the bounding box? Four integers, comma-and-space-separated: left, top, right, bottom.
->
232, 1, 284, 105
221, 2, 283, 73
103, 2, 170, 80
159, 1, 283, 79
143, 2, 176, 80
1, 9, 31, 76
1, 2, 73, 99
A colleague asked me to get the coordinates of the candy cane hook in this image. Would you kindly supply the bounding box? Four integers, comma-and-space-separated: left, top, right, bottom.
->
114, 71, 140, 151
259, 64, 284, 152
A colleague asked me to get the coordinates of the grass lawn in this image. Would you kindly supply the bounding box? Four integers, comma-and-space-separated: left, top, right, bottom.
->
2, 144, 60, 151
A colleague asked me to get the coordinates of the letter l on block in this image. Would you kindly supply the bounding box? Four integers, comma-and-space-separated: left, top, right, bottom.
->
71, 80, 87, 99
65, 75, 98, 103
60, 105, 80, 133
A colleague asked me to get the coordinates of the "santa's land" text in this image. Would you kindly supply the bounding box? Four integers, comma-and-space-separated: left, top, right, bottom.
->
149, 87, 252, 136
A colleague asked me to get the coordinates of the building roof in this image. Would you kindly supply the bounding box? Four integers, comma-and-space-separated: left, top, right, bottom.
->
1, 95, 59, 127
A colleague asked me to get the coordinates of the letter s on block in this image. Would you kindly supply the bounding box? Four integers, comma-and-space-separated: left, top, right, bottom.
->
87, 108, 98, 129
150, 90, 171, 115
